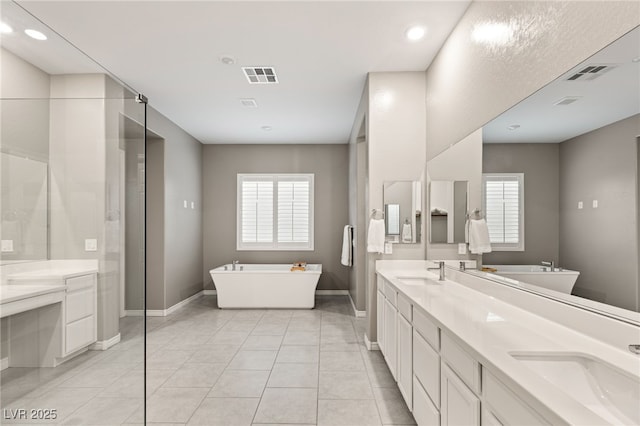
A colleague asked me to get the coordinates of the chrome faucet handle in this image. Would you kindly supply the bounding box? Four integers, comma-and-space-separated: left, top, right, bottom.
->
459, 261, 466, 271
629, 344, 640, 355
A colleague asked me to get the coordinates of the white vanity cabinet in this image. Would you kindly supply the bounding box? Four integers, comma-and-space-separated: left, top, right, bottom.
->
375, 270, 554, 426
397, 294, 413, 409
383, 295, 398, 379
63, 274, 97, 355
6, 268, 98, 367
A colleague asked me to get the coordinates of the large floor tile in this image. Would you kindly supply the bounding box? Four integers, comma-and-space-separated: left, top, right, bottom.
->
137, 388, 208, 424
276, 345, 320, 364
317, 399, 382, 426
146, 350, 194, 370
282, 331, 320, 346
319, 351, 365, 371
57, 364, 133, 388
61, 397, 142, 425
319, 371, 374, 400
162, 363, 225, 388
267, 363, 319, 388
186, 345, 239, 364
373, 387, 416, 425
98, 369, 173, 398
208, 370, 269, 397
227, 350, 277, 370
241, 335, 283, 350
253, 388, 318, 424
186, 397, 259, 425
208, 331, 250, 345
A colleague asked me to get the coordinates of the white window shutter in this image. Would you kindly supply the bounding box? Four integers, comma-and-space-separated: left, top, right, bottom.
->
483, 174, 524, 250
240, 179, 273, 244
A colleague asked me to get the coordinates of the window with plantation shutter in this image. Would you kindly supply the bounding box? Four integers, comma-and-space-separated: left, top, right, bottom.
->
237, 174, 314, 250
482, 173, 524, 251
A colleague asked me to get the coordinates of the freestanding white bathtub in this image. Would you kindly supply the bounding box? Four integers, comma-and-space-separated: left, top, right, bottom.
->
484, 265, 580, 294
209, 264, 322, 309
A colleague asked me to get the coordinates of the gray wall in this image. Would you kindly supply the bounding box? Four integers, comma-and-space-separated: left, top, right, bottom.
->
147, 107, 203, 310
202, 144, 349, 292
483, 143, 560, 265
559, 115, 639, 311
145, 137, 165, 311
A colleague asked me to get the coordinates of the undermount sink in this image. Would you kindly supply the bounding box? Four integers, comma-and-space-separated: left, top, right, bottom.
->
511, 352, 640, 425
397, 277, 441, 286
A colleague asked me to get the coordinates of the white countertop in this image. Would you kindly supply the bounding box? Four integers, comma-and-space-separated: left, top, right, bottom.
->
0, 284, 66, 305
7, 267, 98, 281
377, 264, 640, 425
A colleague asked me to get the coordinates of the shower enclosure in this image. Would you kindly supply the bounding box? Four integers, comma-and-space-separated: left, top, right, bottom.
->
1, 1, 148, 423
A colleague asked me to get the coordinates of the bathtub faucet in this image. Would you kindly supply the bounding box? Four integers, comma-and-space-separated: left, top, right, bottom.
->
232, 260, 240, 271
427, 261, 446, 281
541, 260, 555, 272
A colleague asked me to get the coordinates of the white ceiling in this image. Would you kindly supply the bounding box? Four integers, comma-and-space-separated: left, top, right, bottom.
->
483, 26, 640, 144
11, 0, 471, 144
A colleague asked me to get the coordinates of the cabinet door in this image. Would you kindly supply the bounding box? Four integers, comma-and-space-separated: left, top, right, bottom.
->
383, 297, 397, 379
377, 290, 385, 354
441, 363, 480, 426
397, 314, 413, 410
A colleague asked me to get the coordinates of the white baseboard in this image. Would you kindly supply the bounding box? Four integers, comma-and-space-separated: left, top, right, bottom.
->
348, 293, 366, 318
1, 357, 8, 371
203, 289, 217, 296
316, 290, 349, 295
364, 333, 380, 351
126, 291, 204, 317
89, 333, 121, 351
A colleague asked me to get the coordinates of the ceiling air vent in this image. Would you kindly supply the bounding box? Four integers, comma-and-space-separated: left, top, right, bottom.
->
242, 67, 278, 84
554, 96, 582, 106
565, 64, 616, 81
239, 98, 258, 108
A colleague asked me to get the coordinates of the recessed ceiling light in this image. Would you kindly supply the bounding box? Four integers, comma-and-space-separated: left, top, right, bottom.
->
220, 55, 235, 65
632, 57, 640, 63
261, 126, 272, 131
25, 29, 47, 41
0, 22, 13, 34
405, 26, 426, 41
507, 124, 521, 131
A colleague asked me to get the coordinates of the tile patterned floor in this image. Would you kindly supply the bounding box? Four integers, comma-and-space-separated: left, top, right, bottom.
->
1, 296, 415, 425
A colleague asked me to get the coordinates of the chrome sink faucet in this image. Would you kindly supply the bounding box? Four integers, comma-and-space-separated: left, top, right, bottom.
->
427, 261, 446, 281
459, 261, 466, 272
629, 344, 640, 355
232, 260, 240, 271
541, 260, 555, 272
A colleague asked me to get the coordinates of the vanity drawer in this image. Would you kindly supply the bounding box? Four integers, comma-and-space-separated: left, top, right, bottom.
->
397, 294, 412, 321
413, 328, 440, 407
441, 332, 481, 394
413, 376, 440, 426
413, 308, 439, 350
384, 282, 397, 307
483, 370, 549, 425
65, 274, 95, 290
65, 315, 96, 354
66, 283, 96, 323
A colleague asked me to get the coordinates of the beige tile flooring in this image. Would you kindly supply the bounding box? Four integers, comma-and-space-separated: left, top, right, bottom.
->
1, 296, 415, 425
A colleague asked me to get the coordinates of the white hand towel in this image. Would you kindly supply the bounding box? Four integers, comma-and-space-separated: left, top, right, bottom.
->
402, 223, 412, 243
468, 219, 492, 254
367, 219, 386, 254
341, 225, 353, 266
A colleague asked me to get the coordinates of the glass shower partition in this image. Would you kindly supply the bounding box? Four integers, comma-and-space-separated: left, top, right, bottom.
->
0, 2, 148, 424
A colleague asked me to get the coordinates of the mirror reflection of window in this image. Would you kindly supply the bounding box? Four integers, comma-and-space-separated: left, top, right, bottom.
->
385, 203, 400, 235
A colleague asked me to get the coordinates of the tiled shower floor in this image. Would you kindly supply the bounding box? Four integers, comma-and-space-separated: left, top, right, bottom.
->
1, 296, 415, 425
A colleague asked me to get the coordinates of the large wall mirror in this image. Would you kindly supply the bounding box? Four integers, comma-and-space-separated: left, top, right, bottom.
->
0, 153, 48, 264
383, 180, 422, 244
475, 26, 639, 318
